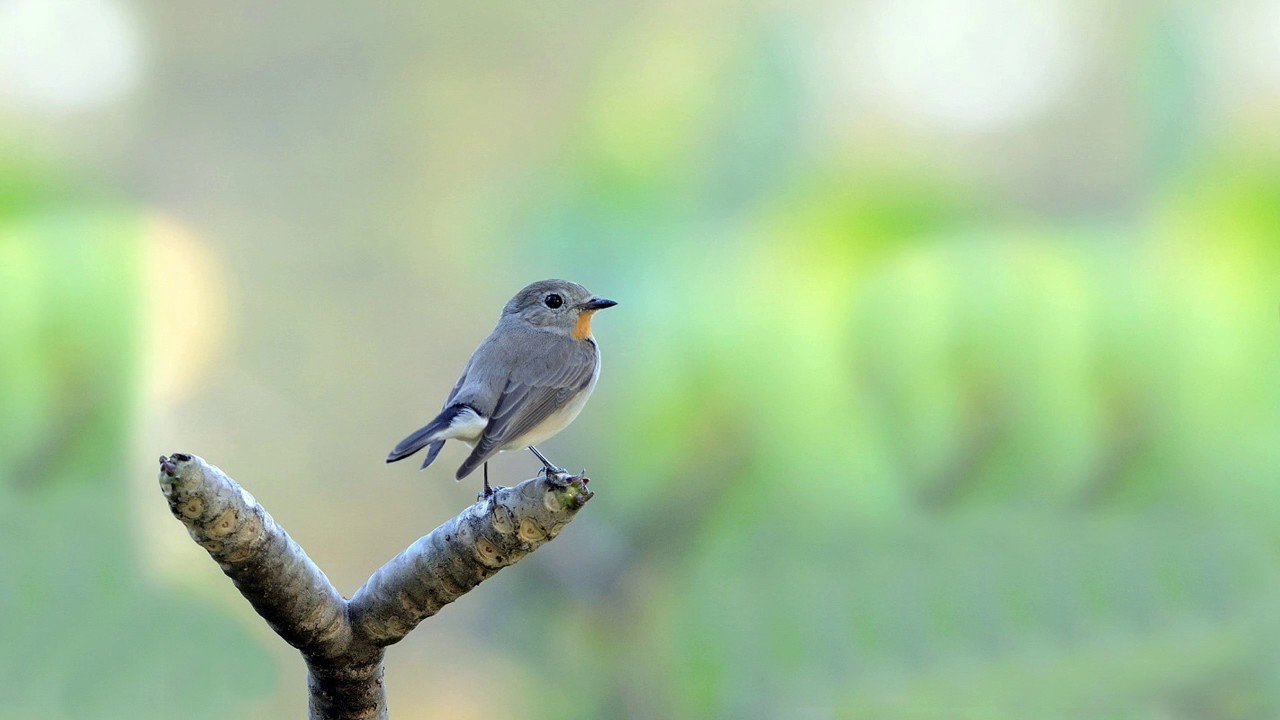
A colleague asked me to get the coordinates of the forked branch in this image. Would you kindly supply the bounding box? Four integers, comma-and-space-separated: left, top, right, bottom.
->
157, 453, 593, 720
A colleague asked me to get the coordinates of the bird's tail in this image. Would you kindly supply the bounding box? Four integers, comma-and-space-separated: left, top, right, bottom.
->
386, 405, 468, 468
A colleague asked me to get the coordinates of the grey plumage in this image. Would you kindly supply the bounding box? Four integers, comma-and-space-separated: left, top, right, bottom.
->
386, 279, 613, 484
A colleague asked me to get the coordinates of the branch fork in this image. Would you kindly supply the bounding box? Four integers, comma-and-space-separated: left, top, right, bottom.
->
157, 452, 594, 720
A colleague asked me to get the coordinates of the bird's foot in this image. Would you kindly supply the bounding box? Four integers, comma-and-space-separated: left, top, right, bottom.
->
478, 462, 505, 504
478, 480, 507, 506
541, 466, 585, 488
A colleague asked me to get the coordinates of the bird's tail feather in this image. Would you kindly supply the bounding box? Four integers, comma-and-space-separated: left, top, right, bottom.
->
420, 439, 445, 470
386, 405, 466, 465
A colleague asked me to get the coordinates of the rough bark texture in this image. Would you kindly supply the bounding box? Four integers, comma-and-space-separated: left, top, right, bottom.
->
157, 452, 593, 720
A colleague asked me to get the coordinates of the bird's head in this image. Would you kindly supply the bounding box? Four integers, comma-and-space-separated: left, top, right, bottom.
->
503, 279, 617, 339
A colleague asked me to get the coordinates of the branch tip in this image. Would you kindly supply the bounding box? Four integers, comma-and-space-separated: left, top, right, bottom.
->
159, 452, 197, 480
549, 473, 593, 511
159, 454, 178, 477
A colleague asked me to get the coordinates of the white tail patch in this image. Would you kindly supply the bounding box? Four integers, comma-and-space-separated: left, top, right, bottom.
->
437, 407, 487, 444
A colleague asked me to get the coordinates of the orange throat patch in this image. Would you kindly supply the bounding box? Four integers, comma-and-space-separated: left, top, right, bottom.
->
572, 310, 596, 340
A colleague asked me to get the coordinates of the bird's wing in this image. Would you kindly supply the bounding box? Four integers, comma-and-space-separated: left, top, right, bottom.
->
454, 339, 597, 479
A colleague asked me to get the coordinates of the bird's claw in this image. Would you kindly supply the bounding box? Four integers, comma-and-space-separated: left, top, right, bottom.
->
541, 467, 586, 488
478, 483, 507, 502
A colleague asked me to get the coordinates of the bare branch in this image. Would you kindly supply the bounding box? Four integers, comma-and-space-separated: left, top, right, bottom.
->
156, 452, 595, 719
158, 453, 352, 659
349, 476, 594, 646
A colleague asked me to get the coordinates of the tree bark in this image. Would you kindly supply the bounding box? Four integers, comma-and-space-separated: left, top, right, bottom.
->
157, 452, 593, 719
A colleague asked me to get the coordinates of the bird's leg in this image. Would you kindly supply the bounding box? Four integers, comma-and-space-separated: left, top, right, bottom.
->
528, 445, 568, 474
477, 462, 507, 509
528, 446, 573, 486
479, 461, 508, 506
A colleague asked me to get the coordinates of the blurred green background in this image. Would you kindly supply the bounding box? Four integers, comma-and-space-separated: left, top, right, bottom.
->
4, 1, 1280, 718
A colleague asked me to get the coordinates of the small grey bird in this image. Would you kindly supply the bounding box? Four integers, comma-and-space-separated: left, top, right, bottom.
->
386, 279, 616, 495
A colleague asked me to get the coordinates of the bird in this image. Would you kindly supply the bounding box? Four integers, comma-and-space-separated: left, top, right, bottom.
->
386, 279, 616, 496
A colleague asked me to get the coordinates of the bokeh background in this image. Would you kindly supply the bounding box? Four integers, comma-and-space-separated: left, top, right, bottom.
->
4, 0, 1280, 718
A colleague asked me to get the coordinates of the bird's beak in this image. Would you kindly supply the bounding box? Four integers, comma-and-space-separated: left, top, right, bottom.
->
580, 297, 618, 311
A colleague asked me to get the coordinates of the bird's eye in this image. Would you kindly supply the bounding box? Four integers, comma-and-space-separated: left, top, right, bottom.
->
544, 293, 563, 309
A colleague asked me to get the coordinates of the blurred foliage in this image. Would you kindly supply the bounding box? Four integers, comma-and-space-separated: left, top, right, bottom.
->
0, 157, 272, 718
6, 2, 1280, 719
493, 19, 1280, 720
508, 170, 1280, 718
